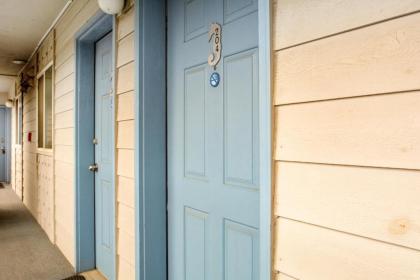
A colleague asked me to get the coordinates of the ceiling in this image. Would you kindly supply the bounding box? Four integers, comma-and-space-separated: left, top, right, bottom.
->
0, 76, 14, 94
0, 0, 69, 76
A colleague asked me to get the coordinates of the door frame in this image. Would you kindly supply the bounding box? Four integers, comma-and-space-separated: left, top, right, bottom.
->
0, 106, 11, 183
74, 12, 117, 278
135, 1, 167, 279
5, 106, 11, 183
135, 0, 272, 279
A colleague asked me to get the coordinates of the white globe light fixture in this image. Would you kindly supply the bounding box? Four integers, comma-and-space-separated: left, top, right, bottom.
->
5, 100, 13, 108
98, 0, 124, 14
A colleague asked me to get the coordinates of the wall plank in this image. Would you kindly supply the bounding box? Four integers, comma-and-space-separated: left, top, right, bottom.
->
274, 92, 420, 169
273, 0, 420, 50
54, 128, 74, 146
274, 13, 420, 104
117, 176, 135, 208
55, 91, 74, 114
54, 160, 74, 183
117, 91, 134, 121
117, 120, 135, 149
117, 229, 135, 265
55, 58, 75, 84
55, 74, 75, 98
275, 218, 420, 279
117, 202, 135, 238
55, 42, 74, 69
275, 161, 420, 250
117, 8, 134, 40
55, 110, 74, 129
117, 34, 134, 67
117, 62, 134, 94
117, 258, 135, 280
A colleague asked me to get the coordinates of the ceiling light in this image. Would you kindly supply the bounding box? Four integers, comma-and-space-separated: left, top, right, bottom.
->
98, 0, 124, 14
12, 59, 26, 65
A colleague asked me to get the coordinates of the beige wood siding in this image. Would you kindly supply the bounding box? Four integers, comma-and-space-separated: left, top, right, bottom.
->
14, 147, 23, 198
272, 1, 420, 279
8, 0, 137, 274
53, 0, 100, 265
116, 5, 135, 279
22, 59, 38, 217
15, 30, 56, 243
37, 153, 54, 241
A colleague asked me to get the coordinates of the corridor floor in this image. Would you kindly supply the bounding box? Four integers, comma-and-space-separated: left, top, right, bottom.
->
0, 185, 74, 280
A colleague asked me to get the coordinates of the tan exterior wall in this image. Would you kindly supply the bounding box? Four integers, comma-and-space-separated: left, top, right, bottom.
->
272, 1, 420, 279
53, 0, 100, 266
17, 30, 56, 242
22, 58, 38, 218
9, 0, 137, 274
14, 147, 23, 198
115, 4, 135, 279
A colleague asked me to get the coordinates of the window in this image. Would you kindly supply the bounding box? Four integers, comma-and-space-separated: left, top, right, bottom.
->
37, 66, 53, 149
15, 96, 22, 145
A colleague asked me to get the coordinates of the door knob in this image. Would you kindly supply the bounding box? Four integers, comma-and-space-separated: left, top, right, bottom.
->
88, 164, 98, 172
1, 148, 5, 154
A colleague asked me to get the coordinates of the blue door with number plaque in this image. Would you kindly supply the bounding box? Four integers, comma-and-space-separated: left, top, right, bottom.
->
168, 0, 260, 279
94, 32, 114, 279
0, 107, 9, 182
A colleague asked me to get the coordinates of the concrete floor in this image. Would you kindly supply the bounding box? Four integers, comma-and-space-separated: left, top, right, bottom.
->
0, 184, 75, 280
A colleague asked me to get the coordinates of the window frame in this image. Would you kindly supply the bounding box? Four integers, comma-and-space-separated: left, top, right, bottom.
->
36, 62, 54, 152
15, 95, 23, 146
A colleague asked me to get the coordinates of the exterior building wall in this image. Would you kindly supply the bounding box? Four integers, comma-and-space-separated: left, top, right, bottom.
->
9, 0, 137, 274
53, 0, 100, 266
17, 31, 56, 242
22, 58, 38, 219
115, 3, 136, 279
272, 1, 420, 279
14, 147, 23, 198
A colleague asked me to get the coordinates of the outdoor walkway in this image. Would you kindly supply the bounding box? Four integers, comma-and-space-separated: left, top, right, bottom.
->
0, 184, 74, 280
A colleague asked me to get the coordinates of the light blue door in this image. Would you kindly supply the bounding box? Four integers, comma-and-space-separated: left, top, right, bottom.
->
94, 32, 114, 279
168, 1, 260, 279
0, 107, 6, 182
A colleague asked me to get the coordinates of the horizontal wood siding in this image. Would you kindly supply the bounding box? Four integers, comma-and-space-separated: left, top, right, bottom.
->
53, 0, 99, 266
14, 147, 23, 199
273, 0, 420, 50
275, 218, 420, 279
8, 0, 141, 273
272, 1, 420, 279
116, 5, 135, 279
274, 13, 420, 105
37, 154, 54, 241
22, 59, 38, 218
7, 1, 135, 277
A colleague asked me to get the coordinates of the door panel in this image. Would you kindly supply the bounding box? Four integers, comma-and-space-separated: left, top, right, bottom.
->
184, 64, 207, 179
94, 32, 114, 279
224, 49, 259, 188
168, 0, 259, 279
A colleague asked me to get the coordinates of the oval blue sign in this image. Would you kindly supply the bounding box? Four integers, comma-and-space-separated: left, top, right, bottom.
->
210, 72, 220, 87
